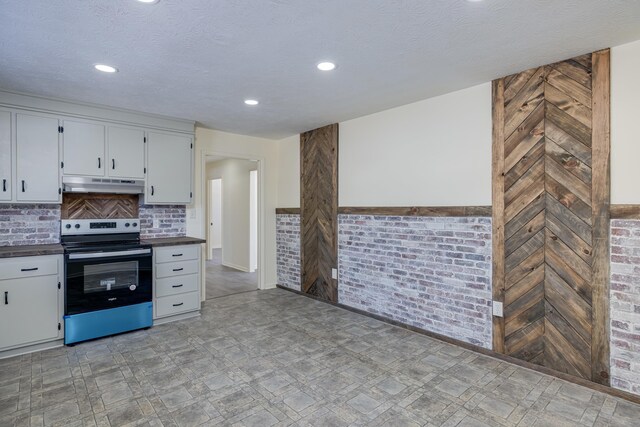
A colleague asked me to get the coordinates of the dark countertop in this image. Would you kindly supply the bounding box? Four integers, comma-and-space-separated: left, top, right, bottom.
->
0, 244, 65, 259
141, 237, 206, 247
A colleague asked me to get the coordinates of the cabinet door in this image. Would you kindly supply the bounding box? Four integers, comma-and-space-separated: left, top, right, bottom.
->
0, 275, 60, 350
146, 132, 192, 204
62, 120, 105, 176
107, 126, 145, 179
0, 111, 11, 201
16, 114, 61, 202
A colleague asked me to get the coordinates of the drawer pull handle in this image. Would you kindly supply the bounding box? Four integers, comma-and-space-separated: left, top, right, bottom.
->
173, 302, 184, 307
172, 253, 183, 257
112, 159, 115, 170
2, 179, 5, 192
21, 267, 39, 272
172, 268, 183, 272
172, 284, 183, 288
21, 180, 25, 192
4, 292, 7, 305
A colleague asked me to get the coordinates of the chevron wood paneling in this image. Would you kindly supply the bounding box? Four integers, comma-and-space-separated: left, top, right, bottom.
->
300, 124, 338, 302
493, 50, 610, 384
61, 193, 139, 219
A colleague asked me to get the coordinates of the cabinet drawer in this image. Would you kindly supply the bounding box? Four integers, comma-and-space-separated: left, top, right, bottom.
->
156, 291, 199, 318
156, 273, 199, 298
156, 260, 199, 279
0, 256, 58, 281
155, 245, 200, 263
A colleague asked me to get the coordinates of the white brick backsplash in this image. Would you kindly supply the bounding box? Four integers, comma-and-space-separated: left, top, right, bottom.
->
610, 219, 640, 395
338, 215, 493, 348
0, 204, 61, 246
276, 214, 301, 291
275, 213, 493, 348
139, 196, 186, 239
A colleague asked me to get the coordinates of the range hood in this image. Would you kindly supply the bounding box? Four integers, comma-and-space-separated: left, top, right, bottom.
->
62, 176, 145, 194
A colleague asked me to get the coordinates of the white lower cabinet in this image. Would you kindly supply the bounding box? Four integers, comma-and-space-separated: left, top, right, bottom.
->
153, 245, 201, 322
0, 255, 63, 353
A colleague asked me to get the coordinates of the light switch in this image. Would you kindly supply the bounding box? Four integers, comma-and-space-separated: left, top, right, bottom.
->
493, 301, 504, 317
331, 268, 338, 280
153, 219, 160, 229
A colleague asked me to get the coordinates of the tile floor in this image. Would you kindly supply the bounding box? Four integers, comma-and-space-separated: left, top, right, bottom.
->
205, 249, 257, 300
1, 289, 639, 426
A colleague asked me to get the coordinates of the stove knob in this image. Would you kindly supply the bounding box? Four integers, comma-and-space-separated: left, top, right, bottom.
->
74, 224, 80, 229
65, 224, 71, 229
125, 223, 130, 227
132, 222, 138, 227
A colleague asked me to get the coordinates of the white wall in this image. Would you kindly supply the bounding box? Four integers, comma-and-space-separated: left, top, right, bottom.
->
611, 40, 640, 204
277, 134, 300, 208
339, 83, 492, 206
275, 84, 492, 208
188, 127, 280, 288
206, 159, 256, 271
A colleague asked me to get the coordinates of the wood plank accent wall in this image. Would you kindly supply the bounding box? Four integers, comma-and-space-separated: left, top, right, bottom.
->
61, 193, 139, 219
492, 50, 611, 384
300, 124, 339, 302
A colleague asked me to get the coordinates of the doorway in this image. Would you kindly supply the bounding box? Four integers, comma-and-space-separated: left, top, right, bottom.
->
204, 156, 259, 299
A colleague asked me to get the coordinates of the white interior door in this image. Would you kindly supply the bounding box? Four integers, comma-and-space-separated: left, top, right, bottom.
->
209, 179, 222, 258
249, 170, 258, 273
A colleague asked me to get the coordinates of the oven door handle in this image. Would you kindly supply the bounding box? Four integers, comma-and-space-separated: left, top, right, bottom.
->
68, 248, 151, 260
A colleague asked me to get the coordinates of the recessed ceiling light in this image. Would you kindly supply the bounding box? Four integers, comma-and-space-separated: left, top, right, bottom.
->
317, 62, 336, 71
466, 0, 483, 2
137, 0, 159, 3
244, 99, 259, 106
94, 64, 118, 73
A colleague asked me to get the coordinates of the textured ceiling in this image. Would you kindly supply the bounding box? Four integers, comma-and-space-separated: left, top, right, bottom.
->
1, 1, 640, 139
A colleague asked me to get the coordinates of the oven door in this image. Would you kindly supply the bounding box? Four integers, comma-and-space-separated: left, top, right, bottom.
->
65, 248, 152, 315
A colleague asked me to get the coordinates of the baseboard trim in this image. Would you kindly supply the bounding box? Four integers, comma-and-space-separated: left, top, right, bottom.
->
275, 284, 640, 405
0, 339, 64, 360
153, 311, 200, 326
221, 262, 250, 272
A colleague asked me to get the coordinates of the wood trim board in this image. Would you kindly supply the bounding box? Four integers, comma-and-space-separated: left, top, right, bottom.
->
278, 205, 638, 218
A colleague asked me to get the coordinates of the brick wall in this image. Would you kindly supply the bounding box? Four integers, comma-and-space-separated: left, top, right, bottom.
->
276, 214, 301, 291
338, 215, 493, 348
139, 196, 186, 239
610, 219, 640, 395
0, 204, 60, 246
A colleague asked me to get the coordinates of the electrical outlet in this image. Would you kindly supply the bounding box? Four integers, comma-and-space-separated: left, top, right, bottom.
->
331, 268, 338, 280
153, 219, 160, 229
492, 301, 504, 317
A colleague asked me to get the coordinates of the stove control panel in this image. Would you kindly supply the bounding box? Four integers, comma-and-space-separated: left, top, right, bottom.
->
61, 219, 141, 235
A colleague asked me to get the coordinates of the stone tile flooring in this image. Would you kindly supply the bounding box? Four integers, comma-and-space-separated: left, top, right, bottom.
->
205, 249, 257, 300
1, 289, 640, 426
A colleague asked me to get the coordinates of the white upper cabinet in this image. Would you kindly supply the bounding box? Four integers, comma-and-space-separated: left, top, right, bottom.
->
107, 126, 145, 179
0, 111, 11, 201
16, 113, 61, 203
62, 120, 105, 177
146, 131, 192, 204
